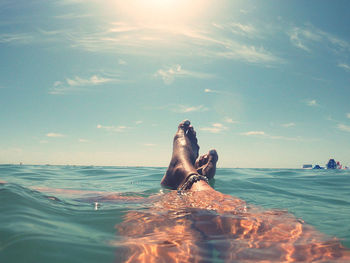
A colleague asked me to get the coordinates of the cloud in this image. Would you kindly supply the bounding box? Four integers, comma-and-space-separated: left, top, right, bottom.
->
288, 28, 311, 52
204, 88, 220, 94
135, 120, 143, 125
338, 63, 350, 72
282, 122, 296, 128
347, 113, 350, 119
154, 65, 213, 84
66, 75, 112, 86
215, 44, 281, 64
144, 143, 156, 147
46, 21, 282, 65
212, 21, 260, 39
240, 9, 249, 14
200, 123, 228, 133
97, 124, 128, 132
337, 123, 350, 132
288, 24, 350, 53
54, 13, 91, 19
49, 74, 116, 95
224, 117, 236, 124
0, 33, 34, 44
229, 23, 257, 36
305, 99, 318, 106
172, 105, 208, 113
78, 138, 88, 142
118, 59, 127, 65
241, 131, 265, 136
241, 131, 300, 141
56, 0, 87, 5
46, 133, 64, 137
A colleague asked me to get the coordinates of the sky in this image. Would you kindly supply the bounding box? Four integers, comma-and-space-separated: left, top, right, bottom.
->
1, 0, 350, 168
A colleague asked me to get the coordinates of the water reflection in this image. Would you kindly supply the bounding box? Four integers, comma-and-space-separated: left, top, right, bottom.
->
116, 190, 350, 262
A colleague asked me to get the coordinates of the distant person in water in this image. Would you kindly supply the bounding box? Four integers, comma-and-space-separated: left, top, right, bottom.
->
116, 120, 350, 262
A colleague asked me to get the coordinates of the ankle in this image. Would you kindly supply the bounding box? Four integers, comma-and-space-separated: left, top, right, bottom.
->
191, 180, 212, 191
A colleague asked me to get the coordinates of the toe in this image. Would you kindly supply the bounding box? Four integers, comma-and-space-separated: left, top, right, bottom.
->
188, 125, 196, 136
195, 154, 205, 168
179, 120, 191, 128
187, 125, 198, 142
177, 120, 191, 135
208, 149, 218, 162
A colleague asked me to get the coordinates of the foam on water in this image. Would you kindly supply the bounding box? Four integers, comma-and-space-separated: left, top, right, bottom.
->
0, 165, 349, 262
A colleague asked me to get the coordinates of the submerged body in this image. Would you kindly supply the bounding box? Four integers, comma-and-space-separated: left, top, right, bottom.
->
1, 121, 349, 262
116, 120, 349, 262
117, 185, 348, 262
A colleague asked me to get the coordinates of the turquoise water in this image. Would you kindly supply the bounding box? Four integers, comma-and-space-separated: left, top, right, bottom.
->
0, 165, 349, 262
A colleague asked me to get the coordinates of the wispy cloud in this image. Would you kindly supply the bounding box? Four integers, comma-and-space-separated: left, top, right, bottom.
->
288, 27, 322, 52
241, 131, 300, 141
288, 24, 350, 53
215, 44, 281, 64
200, 123, 228, 133
347, 113, 350, 119
144, 143, 156, 147
337, 123, 350, 132
49, 74, 116, 95
118, 59, 127, 65
338, 63, 350, 72
204, 88, 220, 94
282, 122, 296, 128
213, 22, 258, 38
56, 0, 87, 5
41, 21, 282, 65
97, 124, 128, 132
135, 120, 143, 125
224, 117, 236, 124
305, 99, 318, 107
78, 138, 88, 143
154, 65, 213, 84
288, 28, 311, 52
66, 75, 112, 86
0, 33, 33, 44
241, 131, 265, 136
54, 13, 91, 19
46, 133, 64, 138
172, 105, 209, 113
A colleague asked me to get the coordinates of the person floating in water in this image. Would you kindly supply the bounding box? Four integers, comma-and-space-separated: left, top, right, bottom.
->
115, 120, 350, 262
19, 120, 350, 262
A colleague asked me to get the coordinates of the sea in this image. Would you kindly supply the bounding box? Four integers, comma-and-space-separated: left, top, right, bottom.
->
0, 165, 349, 262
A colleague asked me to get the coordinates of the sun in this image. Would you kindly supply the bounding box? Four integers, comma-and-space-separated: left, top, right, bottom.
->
112, 0, 212, 25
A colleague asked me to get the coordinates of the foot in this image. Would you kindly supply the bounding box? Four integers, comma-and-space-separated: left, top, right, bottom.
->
161, 120, 200, 189
195, 149, 218, 180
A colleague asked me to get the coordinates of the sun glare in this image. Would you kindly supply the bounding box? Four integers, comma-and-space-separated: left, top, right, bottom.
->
113, 0, 212, 25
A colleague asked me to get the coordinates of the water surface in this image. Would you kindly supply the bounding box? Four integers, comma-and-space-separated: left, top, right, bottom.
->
1, 165, 349, 262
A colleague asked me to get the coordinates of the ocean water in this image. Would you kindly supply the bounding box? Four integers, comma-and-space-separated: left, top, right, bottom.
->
0, 165, 349, 262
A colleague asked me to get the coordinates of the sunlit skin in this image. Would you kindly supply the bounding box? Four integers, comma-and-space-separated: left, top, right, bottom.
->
27, 121, 350, 262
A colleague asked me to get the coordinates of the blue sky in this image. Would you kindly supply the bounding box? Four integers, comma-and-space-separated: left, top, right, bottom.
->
1, 0, 350, 168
